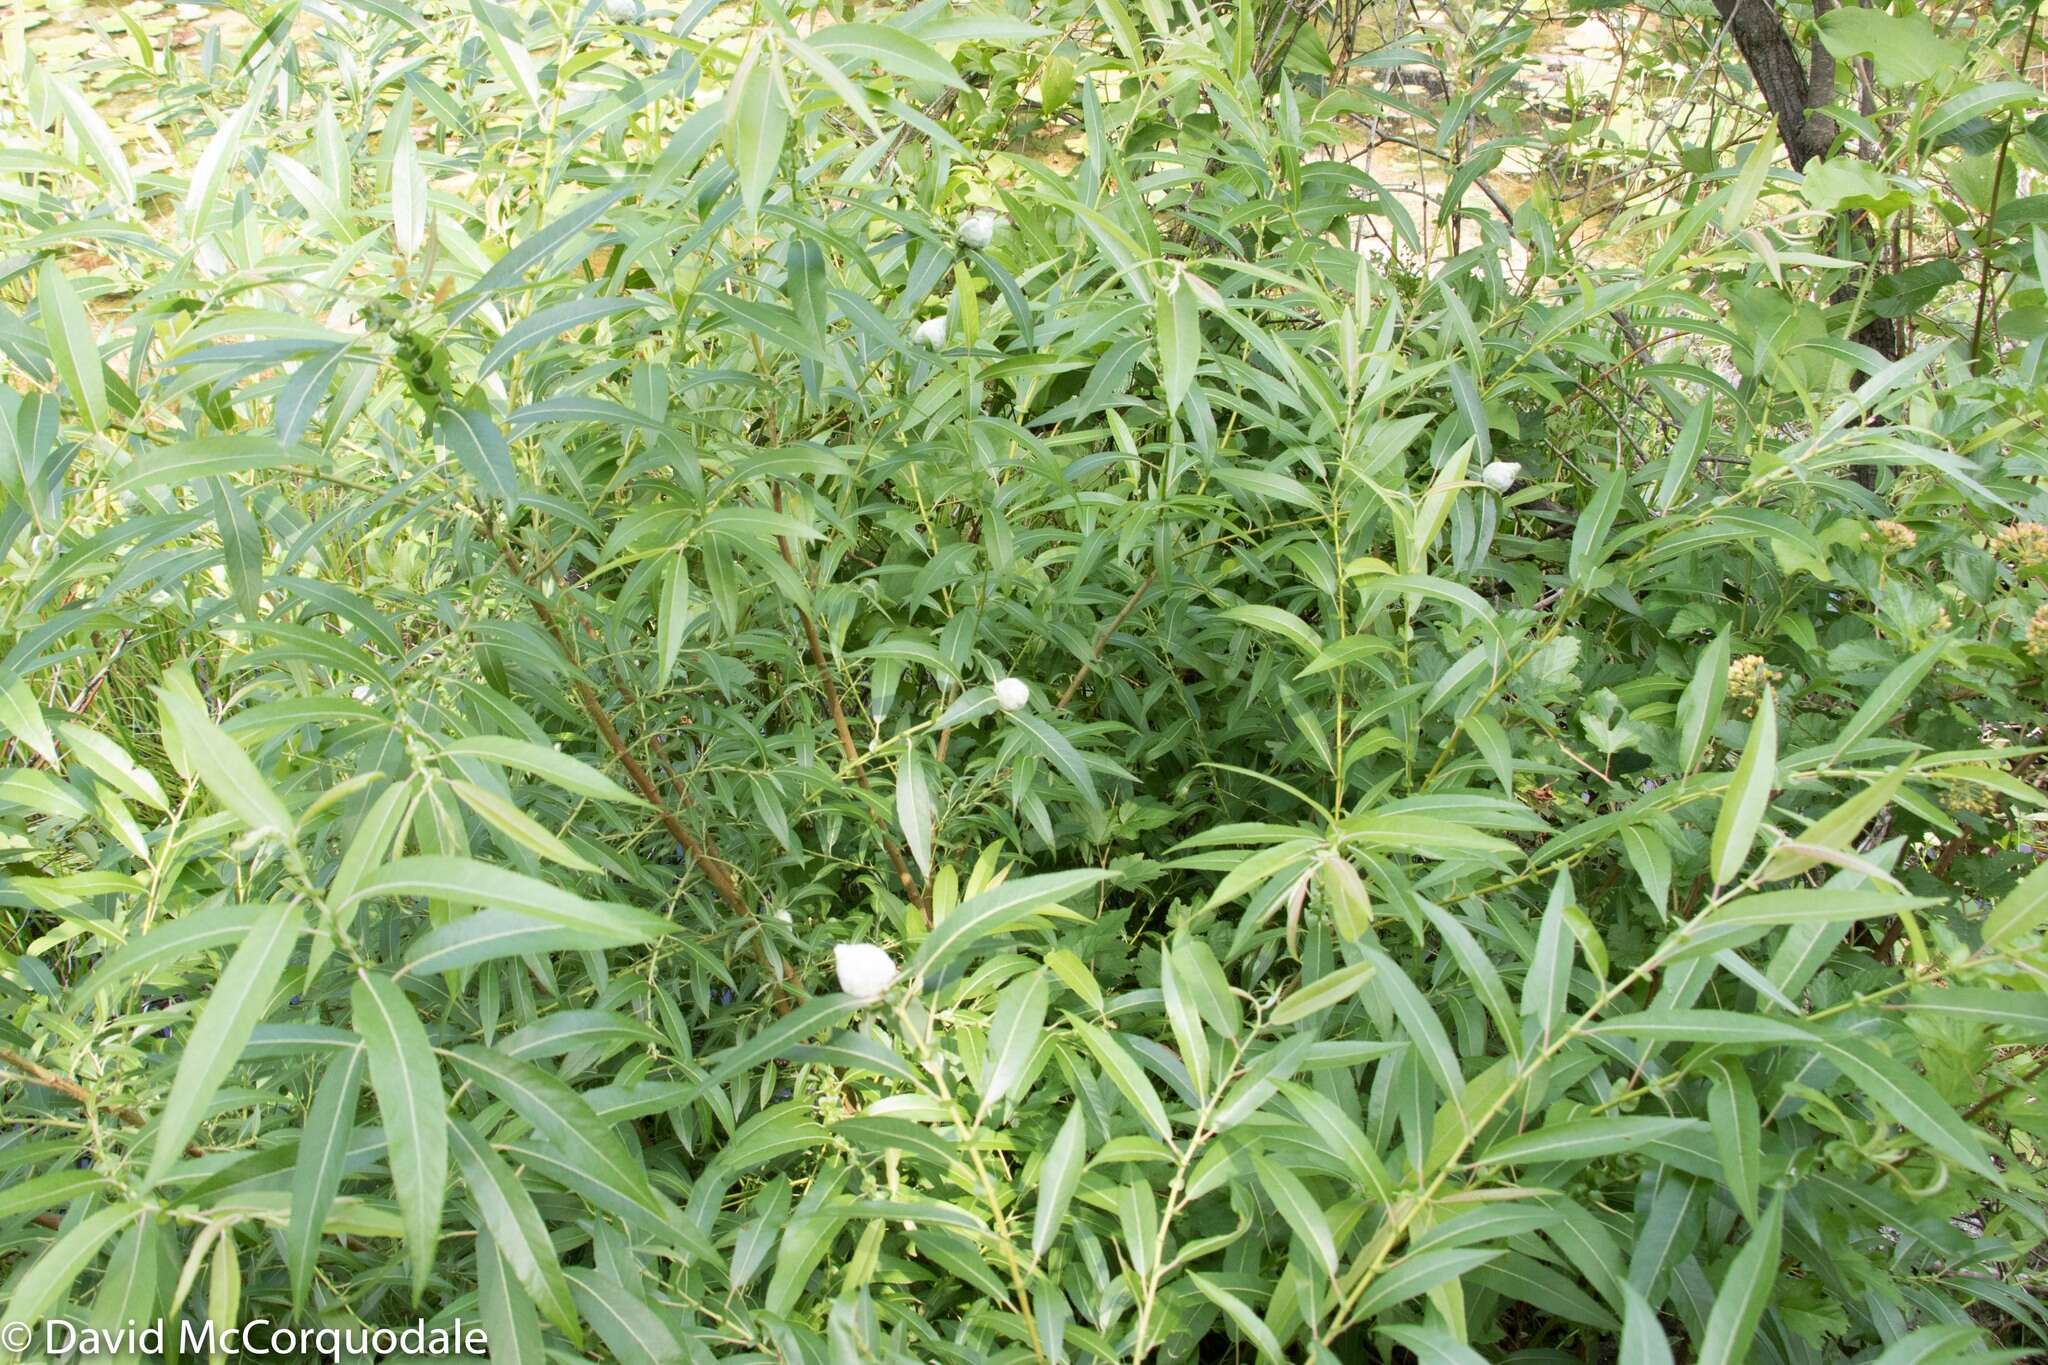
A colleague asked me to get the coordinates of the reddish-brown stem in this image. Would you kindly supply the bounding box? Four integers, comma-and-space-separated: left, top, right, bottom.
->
771, 488, 929, 915
0, 1047, 204, 1157
1057, 571, 1156, 712
488, 537, 751, 919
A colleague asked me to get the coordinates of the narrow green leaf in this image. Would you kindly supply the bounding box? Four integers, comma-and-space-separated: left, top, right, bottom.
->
1221, 604, 1322, 656
1252, 1153, 1337, 1276
438, 737, 646, 805
402, 908, 665, 975
446, 1046, 664, 1218
1707, 1060, 1760, 1223
807, 23, 968, 89
1477, 1116, 1695, 1167
0, 1203, 137, 1327
353, 972, 448, 1303
112, 436, 323, 492
1709, 685, 1775, 886
0, 671, 56, 767
1521, 872, 1575, 1044
1761, 764, 1909, 881
476, 1225, 545, 1365
56, 722, 166, 810
157, 689, 293, 838
347, 856, 654, 937
1676, 633, 1731, 777
1157, 274, 1198, 413
438, 399, 520, 509
289, 1046, 365, 1309
148, 906, 302, 1184
39, 261, 107, 432
391, 119, 427, 257
566, 1269, 686, 1365
725, 50, 787, 221
1831, 642, 1946, 760
978, 969, 1049, 1116
1032, 1109, 1087, 1261
905, 868, 1111, 979
1592, 1009, 1814, 1046
1619, 1281, 1676, 1365
1188, 1271, 1285, 1360
1071, 1017, 1173, 1143
1817, 1037, 1995, 1179
68, 904, 268, 1004
448, 778, 600, 872
0, 1169, 107, 1222
1353, 1247, 1502, 1320
1007, 709, 1102, 810
1704, 888, 1935, 926
896, 742, 934, 880
1696, 1194, 1782, 1365
50, 75, 135, 203
1270, 958, 1377, 1028
1924, 80, 2039, 144
450, 1117, 579, 1341
1656, 398, 1711, 511
654, 552, 690, 692
1568, 466, 1628, 585
1361, 946, 1465, 1110
1981, 858, 2048, 949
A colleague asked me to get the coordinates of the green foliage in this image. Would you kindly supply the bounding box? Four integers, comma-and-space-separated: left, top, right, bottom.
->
2, 0, 2048, 1360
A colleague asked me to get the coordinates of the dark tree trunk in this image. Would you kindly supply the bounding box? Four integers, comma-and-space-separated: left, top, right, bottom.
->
1711, 0, 1837, 170
1711, 0, 1902, 362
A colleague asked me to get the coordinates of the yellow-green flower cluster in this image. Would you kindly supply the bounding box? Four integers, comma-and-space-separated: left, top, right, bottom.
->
2028, 601, 2048, 659
1940, 781, 2002, 819
1727, 653, 1781, 700
1992, 521, 2048, 565
1872, 519, 1916, 551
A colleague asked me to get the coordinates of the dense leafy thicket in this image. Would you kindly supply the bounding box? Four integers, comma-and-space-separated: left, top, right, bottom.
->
3, 0, 2048, 1360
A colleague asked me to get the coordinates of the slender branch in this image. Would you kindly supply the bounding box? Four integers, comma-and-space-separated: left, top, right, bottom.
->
0, 1048, 132, 1118
1970, 0, 2044, 363
484, 531, 753, 921
68, 629, 132, 715
1961, 1051, 2048, 1122
770, 488, 930, 916
1320, 868, 1773, 1344
1057, 572, 1156, 712
0, 1047, 203, 1157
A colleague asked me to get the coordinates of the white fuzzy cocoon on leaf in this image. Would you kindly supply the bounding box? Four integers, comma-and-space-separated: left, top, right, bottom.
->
1480, 460, 1522, 493
912, 317, 948, 348
993, 677, 1031, 712
957, 210, 1000, 249
834, 943, 898, 1001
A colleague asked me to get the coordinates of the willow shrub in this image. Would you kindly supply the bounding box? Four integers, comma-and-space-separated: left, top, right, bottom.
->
3, 0, 2048, 1360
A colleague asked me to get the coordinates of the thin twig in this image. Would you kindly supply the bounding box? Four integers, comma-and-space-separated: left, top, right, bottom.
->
1057, 572, 1156, 712
68, 629, 132, 715
770, 488, 929, 916
485, 533, 752, 920
1969, 0, 2044, 364
0, 1047, 204, 1157
1962, 1052, 2048, 1122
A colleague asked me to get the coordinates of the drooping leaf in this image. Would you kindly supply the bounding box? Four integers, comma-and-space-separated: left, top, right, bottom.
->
353, 972, 448, 1303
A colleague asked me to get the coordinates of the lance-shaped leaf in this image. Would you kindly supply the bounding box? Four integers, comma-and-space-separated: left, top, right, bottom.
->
288, 1046, 364, 1309
148, 906, 302, 1184
450, 1117, 579, 1341
352, 972, 447, 1303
